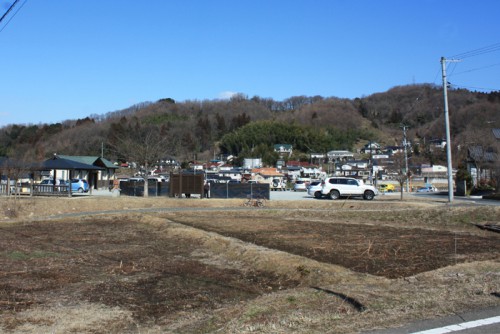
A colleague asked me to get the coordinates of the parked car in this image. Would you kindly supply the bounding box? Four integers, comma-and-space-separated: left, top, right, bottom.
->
293, 180, 307, 191
39, 179, 89, 193
39, 179, 69, 191
40, 179, 66, 185
320, 177, 378, 200
70, 178, 89, 193
40, 179, 67, 186
417, 185, 437, 192
271, 178, 286, 191
379, 184, 395, 192
307, 181, 323, 198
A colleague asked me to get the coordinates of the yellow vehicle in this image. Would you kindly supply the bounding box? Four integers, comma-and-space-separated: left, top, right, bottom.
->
379, 184, 395, 192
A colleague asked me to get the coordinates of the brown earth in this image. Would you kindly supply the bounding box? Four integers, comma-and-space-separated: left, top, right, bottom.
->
167, 212, 500, 279
0, 195, 499, 333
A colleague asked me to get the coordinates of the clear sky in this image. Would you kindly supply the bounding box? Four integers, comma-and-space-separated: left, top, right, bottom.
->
1, 0, 499, 127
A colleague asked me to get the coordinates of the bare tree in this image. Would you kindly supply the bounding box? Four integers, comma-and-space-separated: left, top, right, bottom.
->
109, 122, 170, 197
0, 155, 32, 198
388, 152, 408, 200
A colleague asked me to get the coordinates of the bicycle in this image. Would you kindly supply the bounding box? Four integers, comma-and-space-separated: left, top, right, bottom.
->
243, 196, 266, 207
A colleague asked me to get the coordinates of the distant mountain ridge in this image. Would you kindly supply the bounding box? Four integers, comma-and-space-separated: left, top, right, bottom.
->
0, 84, 498, 167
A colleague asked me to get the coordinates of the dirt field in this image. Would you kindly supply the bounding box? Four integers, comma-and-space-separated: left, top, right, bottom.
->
0, 195, 499, 333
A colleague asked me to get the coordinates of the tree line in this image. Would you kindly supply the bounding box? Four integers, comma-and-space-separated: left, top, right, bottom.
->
0, 84, 499, 170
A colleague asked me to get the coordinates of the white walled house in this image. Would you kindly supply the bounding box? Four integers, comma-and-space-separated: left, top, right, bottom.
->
58, 155, 118, 189
274, 144, 293, 156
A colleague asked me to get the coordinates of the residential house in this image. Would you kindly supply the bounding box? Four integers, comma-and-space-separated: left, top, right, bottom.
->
372, 158, 394, 180
428, 138, 447, 150
285, 161, 324, 180
465, 128, 500, 186
251, 167, 286, 189
203, 161, 223, 171
467, 145, 499, 186
188, 161, 204, 171
310, 153, 326, 165
273, 144, 293, 157
420, 164, 449, 185
220, 169, 243, 183
385, 146, 405, 155
326, 150, 354, 162
58, 155, 118, 189
339, 159, 372, 181
281, 165, 301, 181
344, 160, 369, 169
243, 158, 263, 169
360, 142, 381, 155
336, 164, 371, 181
372, 153, 390, 160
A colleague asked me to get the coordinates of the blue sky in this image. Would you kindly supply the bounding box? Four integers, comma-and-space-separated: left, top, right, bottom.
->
1, 0, 499, 127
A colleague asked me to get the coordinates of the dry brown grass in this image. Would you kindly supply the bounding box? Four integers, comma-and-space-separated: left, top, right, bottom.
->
0, 194, 445, 222
0, 195, 498, 333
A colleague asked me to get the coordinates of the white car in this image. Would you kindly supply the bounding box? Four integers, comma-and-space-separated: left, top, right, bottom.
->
307, 181, 323, 198
320, 177, 378, 200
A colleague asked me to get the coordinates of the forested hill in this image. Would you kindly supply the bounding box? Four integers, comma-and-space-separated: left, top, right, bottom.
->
1, 84, 499, 167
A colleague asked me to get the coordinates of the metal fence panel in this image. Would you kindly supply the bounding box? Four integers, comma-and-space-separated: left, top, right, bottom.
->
209, 183, 270, 199
119, 180, 144, 196
148, 180, 170, 197
118, 178, 270, 199
119, 180, 170, 197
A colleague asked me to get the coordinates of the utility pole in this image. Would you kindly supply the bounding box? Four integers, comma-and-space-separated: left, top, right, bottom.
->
401, 125, 410, 193
441, 57, 460, 202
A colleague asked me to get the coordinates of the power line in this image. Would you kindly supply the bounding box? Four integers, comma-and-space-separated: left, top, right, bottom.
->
0, 0, 20, 24
444, 43, 500, 94
450, 83, 500, 92
448, 62, 500, 77
447, 61, 459, 77
432, 66, 442, 86
450, 42, 500, 59
0, 0, 27, 34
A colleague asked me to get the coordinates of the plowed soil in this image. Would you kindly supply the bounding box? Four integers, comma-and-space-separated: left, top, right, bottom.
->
168, 214, 500, 278
0, 217, 300, 329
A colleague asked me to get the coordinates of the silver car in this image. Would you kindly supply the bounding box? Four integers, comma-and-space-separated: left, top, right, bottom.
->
417, 186, 437, 192
293, 180, 307, 191
307, 181, 323, 198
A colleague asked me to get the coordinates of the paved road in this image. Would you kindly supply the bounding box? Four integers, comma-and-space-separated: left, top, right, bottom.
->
88, 188, 500, 206
364, 305, 500, 334
266, 190, 498, 205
